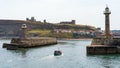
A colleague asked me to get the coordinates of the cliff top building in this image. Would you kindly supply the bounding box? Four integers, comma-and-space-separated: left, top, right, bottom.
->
60, 20, 75, 24
26, 17, 36, 22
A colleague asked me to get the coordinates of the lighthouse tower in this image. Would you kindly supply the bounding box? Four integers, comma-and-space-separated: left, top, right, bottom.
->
87, 6, 120, 55
104, 6, 111, 38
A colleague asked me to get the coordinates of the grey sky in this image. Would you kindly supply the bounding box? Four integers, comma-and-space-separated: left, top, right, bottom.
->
0, 0, 120, 30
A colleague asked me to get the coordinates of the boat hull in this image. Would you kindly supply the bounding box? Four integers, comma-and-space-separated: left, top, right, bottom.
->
54, 50, 62, 56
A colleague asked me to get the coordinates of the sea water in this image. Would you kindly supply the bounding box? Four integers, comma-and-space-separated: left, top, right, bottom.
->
0, 39, 120, 68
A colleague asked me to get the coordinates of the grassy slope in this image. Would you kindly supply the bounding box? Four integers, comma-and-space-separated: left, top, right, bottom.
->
27, 22, 96, 38
27, 29, 73, 38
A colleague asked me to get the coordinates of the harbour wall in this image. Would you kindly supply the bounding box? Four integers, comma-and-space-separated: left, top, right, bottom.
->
87, 38, 120, 54
3, 37, 57, 49
87, 45, 120, 54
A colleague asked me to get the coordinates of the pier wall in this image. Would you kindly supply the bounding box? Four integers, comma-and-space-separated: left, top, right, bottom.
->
87, 45, 120, 54
87, 38, 120, 54
3, 37, 57, 49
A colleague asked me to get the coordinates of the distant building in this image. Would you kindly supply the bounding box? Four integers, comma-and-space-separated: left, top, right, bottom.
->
26, 17, 36, 22
53, 29, 72, 33
73, 30, 95, 38
96, 27, 102, 32
73, 30, 94, 35
111, 30, 120, 38
60, 20, 75, 24
43, 19, 47, 23
94, 27, 104, 38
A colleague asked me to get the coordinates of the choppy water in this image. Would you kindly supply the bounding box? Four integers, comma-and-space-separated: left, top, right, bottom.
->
0, 39, 120, 68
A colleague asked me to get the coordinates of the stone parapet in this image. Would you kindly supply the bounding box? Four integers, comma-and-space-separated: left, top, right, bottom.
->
87, 45, 120, 54
91, 38, 120, 46
87, 38, 120, 54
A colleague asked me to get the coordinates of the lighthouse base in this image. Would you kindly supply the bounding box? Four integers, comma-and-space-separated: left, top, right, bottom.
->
87, 38, 120, 54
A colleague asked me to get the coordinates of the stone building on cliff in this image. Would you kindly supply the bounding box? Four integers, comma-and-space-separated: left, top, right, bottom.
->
60, 20, 75, 24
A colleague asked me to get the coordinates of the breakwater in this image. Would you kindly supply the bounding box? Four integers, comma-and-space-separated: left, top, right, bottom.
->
91, 38, 120, 45
87, 38, 120, 54
3, 37, 57, 50
87, 45, 120, 54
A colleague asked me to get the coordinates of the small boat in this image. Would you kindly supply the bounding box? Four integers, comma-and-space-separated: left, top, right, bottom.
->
54, 47, 62, 56
54, 50, 62, 56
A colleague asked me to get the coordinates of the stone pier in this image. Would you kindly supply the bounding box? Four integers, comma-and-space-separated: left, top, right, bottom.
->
87, 38, 120, 54
3, 37, 57, 50
3, 24, 57, 50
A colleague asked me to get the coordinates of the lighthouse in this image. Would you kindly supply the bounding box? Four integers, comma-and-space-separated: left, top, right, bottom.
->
104, 6, 111, 38
87, 6, 120, 55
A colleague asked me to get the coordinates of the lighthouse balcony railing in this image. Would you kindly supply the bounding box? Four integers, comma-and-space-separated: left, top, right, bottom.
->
104, 11, 111, 14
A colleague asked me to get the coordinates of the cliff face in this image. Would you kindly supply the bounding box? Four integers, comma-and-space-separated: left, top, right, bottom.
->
0, 20, 30, 37
0, 20, 96, 37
